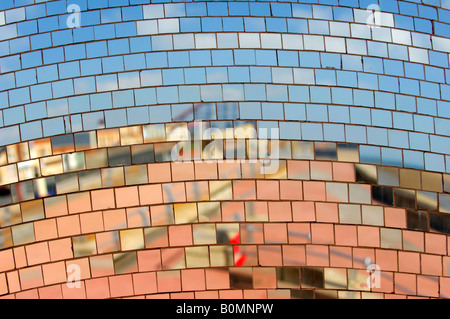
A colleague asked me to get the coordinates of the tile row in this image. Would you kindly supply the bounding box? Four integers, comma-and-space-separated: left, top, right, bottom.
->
1, 177, 449, 249
1, 250, 449, 297
2, 32, 450, 85
3, 51, 450, 96
0, 107, 449, 172
2, 267, 449, 299
1, 1, 449, 46
1, 0, 449, 24
0, 152, 449, 215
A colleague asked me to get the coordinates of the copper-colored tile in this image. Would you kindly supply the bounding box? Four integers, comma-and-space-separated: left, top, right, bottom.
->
292, 202, 315, 222
157, 270, 181, 293
148, 163, 172, 183
57, 215, 81, 237
181, 269, 206, 291
48, 238, 73, 261
264, 223, 288, 244
42, 261, 67, 286
85, 277, 110, 299
109, 274, 134, 298
282, 245, 306, 266
34, 219, 58, 242
268, 201, 292, 222
103, 209, 127, 231
279, 180, 303, 200
26, 242, 50, 266
80, 212, 104, 234
91, 189, 115, 211
258, 245, 282, 266
90, 254, 115, 278
205, 268, 230, 290
133, 272, 157, 295
303, 181, 326, 201
137, 250, 161, 272
375, 249, 398, 272
256, 180, 279, 200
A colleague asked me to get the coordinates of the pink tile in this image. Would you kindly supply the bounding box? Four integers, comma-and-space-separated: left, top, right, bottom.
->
181, 269, 206, 291
394, 273, 416, 295
38, 285, 63, 299
48, 238, 73, 261
330, 246, 353, 268
42, 261, 67, 286
421, 254, 442, 276
195, 291, 219, 299
222, 201, 245, 222
311, 223, 334, 245
264, 223, 288, 244
303, 181, 326, 201
34, 219, 58, 242
335, 225, 357, 246
171, 162, 195, 181
19, 266, 43, 290
205, 269, 229, 290
137, 250, 162, 272
91, 189, 115, 211
85, 277, 110, 299
373, 271, 394, 294
292, 202, 315, 222
61, 281, 87, 299
384, 207, 406, 229
133, 272, 157, 295
357, 226, 380, 247
256, 180, 279, 200
233, 180, 256, 200
279, 180, 303, 200
258, 245, 282, 266
353, 248, 375, 269
219, 290, 243, 299
440, 277, 450, 298
0, 249, 15, 272
398, 251, 420, 274
268, 201, 292, 222
80, 211, 104, 234
148, 163, 172, 183
57, 215, 81, 237
194, 162, 218, 180
168, 225, 192, 246
109, 274, 134, 298
375, 249, 398, 272
157, 270, 181, 293
425, 233, 447, 255
315, 202, 339, 223
0, 273, 7, 296
417, 275, 439, 297
332, 162, 355, 182
103, 209, 127, 231
16, 289, 39, 299
90, 254, 115, 278
282, 245, 306, 266
287, 223, 310, 244
287, 160, 309, 180
115, 186, 140, 208
13, 246, 27, 268
139, 184, 163, 205
306, 245, 329, 267
6, 271, 20, 293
